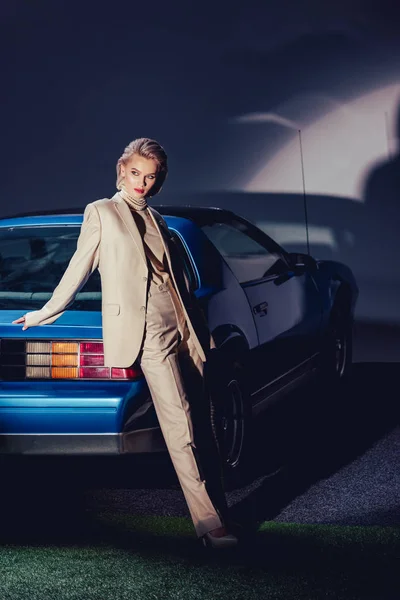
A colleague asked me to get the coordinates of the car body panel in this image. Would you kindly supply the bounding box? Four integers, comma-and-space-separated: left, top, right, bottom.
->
242, 271, 323, 375
0, 379, 145, 433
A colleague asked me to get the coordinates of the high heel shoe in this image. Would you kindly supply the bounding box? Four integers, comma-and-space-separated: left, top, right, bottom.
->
201, 530, 239, 549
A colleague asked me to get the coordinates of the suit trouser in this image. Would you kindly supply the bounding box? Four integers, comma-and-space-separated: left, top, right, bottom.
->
137, 278, 228, 538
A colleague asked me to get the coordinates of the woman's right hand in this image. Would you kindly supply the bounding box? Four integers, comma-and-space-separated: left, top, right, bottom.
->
12, 316, 29, 331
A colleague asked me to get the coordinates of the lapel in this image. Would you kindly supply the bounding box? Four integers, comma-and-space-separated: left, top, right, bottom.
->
112, 192, 147, 267
111, 192, 173, 272
147, 206, 173, 273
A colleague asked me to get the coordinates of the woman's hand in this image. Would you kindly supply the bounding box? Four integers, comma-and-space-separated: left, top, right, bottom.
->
12, 315, 29, 330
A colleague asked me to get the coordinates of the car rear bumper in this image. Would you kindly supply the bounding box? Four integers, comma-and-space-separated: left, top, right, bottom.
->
0, 427, 167, 455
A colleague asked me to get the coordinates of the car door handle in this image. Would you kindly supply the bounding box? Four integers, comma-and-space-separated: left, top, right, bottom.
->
253, 301, 268, 316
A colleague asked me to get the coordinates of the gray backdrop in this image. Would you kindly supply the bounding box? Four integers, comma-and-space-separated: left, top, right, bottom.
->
2, 0, 400, 328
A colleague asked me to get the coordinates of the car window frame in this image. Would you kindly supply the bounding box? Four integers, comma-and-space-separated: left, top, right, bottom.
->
168, 228, 200, 292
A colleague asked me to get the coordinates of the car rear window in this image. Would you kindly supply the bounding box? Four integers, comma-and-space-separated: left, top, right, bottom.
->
0, 225, 101, 311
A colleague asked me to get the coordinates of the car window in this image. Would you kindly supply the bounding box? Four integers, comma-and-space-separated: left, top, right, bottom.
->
201, 219, 284, 284
0, 226, 101, 310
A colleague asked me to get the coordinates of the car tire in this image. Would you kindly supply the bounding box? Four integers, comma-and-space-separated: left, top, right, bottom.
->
207, 354, 254, 488
321, 299, 353, 387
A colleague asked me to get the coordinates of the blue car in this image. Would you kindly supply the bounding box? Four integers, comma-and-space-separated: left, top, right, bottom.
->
0, 205, 358, 481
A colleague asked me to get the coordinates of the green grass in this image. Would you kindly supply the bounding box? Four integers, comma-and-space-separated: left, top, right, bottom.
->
0, 513, 398, 600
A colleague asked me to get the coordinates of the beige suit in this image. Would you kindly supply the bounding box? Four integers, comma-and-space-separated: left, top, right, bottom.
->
23, 193, 227, 537
24, 192, 213, 366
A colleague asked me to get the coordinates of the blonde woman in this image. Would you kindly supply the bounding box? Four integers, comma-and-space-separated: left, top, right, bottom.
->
12, 138, 238, 549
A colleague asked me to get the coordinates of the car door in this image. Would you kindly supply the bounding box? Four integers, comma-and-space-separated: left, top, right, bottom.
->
201, 216, 322, 386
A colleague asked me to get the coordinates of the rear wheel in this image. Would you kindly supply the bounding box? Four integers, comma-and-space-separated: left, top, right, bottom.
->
322, 299, 353, 385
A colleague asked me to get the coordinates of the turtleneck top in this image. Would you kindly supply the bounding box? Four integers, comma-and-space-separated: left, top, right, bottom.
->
118, 188, 171, 287
118, 185, 148, 211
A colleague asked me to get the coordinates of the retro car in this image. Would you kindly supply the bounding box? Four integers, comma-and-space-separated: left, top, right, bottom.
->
0, 205, 358, 483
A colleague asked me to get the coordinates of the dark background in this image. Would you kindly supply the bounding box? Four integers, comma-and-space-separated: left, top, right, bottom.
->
2, 0, 400, 346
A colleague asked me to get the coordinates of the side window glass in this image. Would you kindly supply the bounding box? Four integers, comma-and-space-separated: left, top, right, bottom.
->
201, 221, 283, 284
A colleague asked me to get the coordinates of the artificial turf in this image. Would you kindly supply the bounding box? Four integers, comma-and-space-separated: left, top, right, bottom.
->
0, 513, 398, 600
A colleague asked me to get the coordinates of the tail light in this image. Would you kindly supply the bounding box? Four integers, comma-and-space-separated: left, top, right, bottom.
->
0, 339, 142, 381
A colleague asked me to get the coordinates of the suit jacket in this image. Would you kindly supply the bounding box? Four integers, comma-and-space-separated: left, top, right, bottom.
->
23, 193, 214, 367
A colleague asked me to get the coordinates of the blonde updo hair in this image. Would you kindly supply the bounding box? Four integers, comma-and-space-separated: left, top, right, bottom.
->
116, 138, 168, 198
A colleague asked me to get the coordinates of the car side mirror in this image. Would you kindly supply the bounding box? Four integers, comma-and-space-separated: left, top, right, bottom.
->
288, 252, 317, 273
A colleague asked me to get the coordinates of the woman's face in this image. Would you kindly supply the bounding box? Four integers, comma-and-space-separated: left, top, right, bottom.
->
120, 153, 159, 199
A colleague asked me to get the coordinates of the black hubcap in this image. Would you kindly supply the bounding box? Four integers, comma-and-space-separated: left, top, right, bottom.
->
334, 326, 347, 377
220, 378, 245, 467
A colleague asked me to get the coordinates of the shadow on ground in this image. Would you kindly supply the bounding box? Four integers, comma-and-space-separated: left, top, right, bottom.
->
227, 362, 399, 531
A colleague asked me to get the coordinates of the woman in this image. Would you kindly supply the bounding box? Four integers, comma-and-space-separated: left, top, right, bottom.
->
12, 138, 238, 549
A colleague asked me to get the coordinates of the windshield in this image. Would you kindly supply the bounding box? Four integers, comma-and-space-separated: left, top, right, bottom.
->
0, 225, 101, 311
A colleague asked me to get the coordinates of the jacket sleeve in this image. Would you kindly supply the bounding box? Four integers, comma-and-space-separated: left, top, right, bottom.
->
23, 203, 101, 328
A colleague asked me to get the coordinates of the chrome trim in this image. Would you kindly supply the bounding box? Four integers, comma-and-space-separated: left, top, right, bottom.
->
0, 433, 120, 455
241, 273, 284, 287
0, 428, 166, 455
252, 368, 318, 416
122, 426, 166, 454
250, 353, 320, 399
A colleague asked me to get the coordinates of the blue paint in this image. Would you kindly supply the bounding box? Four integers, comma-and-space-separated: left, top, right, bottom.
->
0, 380, 147, 433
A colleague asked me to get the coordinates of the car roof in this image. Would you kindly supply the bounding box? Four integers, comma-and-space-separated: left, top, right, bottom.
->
0, 204, 236, 226
157, 205, 235, 224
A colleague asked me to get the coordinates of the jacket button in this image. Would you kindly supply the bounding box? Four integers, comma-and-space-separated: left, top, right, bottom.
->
140, 306, 146, 312
143, 276, 147, 281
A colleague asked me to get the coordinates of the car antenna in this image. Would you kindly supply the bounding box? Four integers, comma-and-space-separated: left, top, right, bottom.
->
298, 129, 310, 256
384, 111, 393, 159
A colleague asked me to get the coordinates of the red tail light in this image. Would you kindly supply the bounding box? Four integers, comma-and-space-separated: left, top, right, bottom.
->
80, 354, 104, 366
80, 342, 104, 354
111, 367, 142, 379
77, 342, 142, 380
